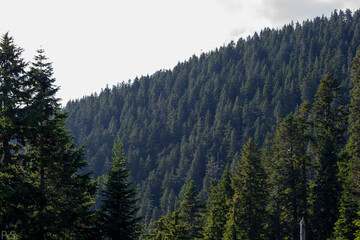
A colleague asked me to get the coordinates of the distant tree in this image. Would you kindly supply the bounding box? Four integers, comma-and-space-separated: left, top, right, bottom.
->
98, 139, 143, 239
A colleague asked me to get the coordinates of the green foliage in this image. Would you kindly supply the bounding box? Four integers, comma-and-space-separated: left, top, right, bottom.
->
65, 9, 360, 226
0, 35, 98, 239
144, 181, 203, 240
337, 49, 360, 239
223, 139, 268, 240
98, 139, 142, 239
179, 180, 204, 239
267, 113, 310, 240
310, 73, 346, 240
203, 165, 234, 240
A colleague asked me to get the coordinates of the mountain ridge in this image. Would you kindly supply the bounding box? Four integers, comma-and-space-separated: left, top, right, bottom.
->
65, 8, 360, 225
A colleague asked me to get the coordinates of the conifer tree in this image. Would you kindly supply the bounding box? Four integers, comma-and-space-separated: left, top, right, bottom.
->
310, 73, 346, 240
0, 33, 33, 234
179, 180, 204, 239
17, 49, 98, 239
98, 139, 143, 240
336, 50, 360, 239
0, 32, 28, 167
223, 138, 268, 240
268, 112, 309, 240
203, 165, 234, 240
144, 201, 188, 240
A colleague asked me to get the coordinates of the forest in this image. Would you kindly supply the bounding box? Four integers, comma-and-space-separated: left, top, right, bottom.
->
65, 8, 360, 239
1, 7, 360, 240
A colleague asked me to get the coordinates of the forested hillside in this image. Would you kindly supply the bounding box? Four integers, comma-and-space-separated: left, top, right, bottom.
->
65, 8, 360, 228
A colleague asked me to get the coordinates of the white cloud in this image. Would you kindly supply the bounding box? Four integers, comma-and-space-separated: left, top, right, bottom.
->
0, 0, 360, 104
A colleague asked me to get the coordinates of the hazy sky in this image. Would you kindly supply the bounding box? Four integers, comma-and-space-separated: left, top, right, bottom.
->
1, 0, 359, 105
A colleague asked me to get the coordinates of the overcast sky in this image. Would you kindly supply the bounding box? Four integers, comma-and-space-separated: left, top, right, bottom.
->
1, 0, 360, 105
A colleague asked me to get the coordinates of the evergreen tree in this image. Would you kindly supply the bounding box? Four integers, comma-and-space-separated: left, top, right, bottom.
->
98, 139, 143, 240
179, 180, 204, 239
144, 202, 188, 240
203, 165, 234, 240
0, 32, 28, 167
20, 49, 97, 239
336, 50, 360, 239
268, 112, 309, 240
223, 138, 268, 240
310, 73, 346, 240
0, 33, 33, 234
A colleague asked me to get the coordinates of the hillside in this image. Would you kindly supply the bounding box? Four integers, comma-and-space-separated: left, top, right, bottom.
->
65, 9, 360, 225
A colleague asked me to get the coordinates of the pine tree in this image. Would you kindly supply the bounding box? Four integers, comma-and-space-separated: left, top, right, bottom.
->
144, 201, 188, 240
310, 73, 346, 240
336, 50, 360, 239
23, 49, 98, 239
179, 180, 204, 239
0, 33, 33, 234
0, 33, 28, 167
203, 165, 234, 240
99, 139, 143, 240
223, 138, 268, 240
268, 112, 309, 240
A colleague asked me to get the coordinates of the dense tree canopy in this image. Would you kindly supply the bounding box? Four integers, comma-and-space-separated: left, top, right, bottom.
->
66, 9, 360, 227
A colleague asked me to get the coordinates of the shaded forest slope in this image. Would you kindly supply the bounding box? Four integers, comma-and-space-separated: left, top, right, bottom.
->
65, 9, 360, 224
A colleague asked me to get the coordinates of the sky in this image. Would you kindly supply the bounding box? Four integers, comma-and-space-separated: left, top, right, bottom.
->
1, 0, 360, 105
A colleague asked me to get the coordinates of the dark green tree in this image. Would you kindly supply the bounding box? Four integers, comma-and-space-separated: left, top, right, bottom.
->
203, 165, 234, 240
98, 139, 143, 239
0, 33, 33, 234
0, 32, 28, 167
268, 112, 309, 240
335, 50, 360, 239
223, 138, 268, 240
144, 202, 188, 240
179, 180, 204, 239
20, 49, 98, 239
310, 73, 347, 240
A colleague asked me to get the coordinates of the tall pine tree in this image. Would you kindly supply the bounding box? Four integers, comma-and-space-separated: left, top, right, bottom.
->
203, 165, 234, 240
268, 112, 309, 240
310, 73, 347, 240
0, 33, 33, 234
335, 50, 360, 239
19, 49, 98, 239
223, 138, 268, 240
98, 139, 143, 240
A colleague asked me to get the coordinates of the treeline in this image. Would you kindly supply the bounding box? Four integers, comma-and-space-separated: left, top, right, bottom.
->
65, 9, 360, 226
0, 34, 141, 239
144, 53, 360, 239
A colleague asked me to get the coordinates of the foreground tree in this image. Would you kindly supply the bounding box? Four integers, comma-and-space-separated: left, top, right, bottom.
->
18, 49, 98, 239
223, 138, 268, 240
310, 73, 347, 240
203, 165, 234, 240
144, 202, 188, 240
0, 33, 35, 234
335, 50, 360, 239
350, 50, 360, 240
0, 32, 28, 167
144, 181, 203, 240
0, 35, 98, 239
267, 112, 310, 240
98, 139, 142, 239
